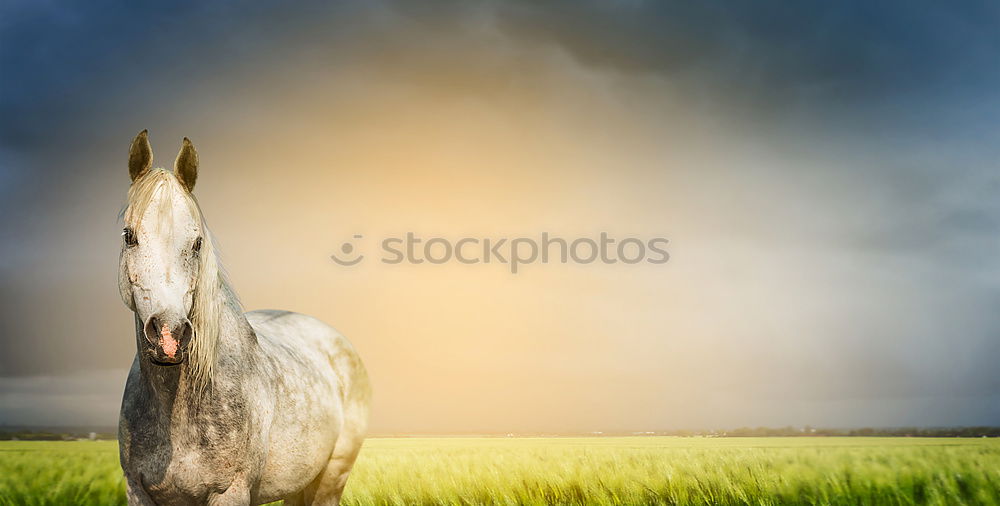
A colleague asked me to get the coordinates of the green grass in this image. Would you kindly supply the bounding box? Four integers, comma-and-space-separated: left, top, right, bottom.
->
1, 437, 998, 505
0, 440, 125, 505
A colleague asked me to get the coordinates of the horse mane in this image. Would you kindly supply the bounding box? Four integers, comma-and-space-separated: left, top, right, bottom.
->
123, 169, 238, 392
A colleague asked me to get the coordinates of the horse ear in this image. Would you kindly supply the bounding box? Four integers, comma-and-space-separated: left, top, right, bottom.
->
174, 137, 198, 192
128, 130, 153, 182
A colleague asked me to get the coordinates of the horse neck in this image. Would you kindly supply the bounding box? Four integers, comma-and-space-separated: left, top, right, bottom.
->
136, 290, 255, 408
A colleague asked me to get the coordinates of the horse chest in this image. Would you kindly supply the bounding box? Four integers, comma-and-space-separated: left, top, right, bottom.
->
123, 394, 261, 502
131, 429, 255, 503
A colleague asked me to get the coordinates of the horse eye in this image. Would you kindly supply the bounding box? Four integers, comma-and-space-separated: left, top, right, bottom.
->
193, 237, 203, 253
123, 227, 138, 247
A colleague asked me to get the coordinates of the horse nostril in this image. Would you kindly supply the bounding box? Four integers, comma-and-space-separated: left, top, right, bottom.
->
181, 319, 193, 345
143, 316, 161, 345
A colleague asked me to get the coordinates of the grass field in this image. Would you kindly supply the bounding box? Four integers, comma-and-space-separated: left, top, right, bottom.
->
1, 437, 998, 505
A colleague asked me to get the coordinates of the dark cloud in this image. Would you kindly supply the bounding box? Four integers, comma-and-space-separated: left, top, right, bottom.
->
492, 1, 1000, 105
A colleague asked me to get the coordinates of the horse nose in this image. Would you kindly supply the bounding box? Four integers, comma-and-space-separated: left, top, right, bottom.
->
143, 315, 193, 363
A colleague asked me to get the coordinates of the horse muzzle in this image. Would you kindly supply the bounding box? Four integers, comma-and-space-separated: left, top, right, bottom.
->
142, 315, 193, 365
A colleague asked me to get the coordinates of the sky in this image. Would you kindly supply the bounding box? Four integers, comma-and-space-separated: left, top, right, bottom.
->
2, 0, 1000, 432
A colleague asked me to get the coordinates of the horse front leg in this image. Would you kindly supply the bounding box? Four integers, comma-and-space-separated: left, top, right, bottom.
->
125, 476, 156, 506
207, 476, 253, 506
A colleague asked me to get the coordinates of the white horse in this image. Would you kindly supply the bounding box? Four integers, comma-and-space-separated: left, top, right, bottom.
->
118, 130, 370, 505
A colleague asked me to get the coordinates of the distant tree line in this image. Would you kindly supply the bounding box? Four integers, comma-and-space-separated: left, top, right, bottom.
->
0, 430, 116, 441
3, 426, 1000, 440
667, 426, 1000, 438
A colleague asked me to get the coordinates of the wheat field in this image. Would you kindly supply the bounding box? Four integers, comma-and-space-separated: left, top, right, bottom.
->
1, 437, 998, 505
